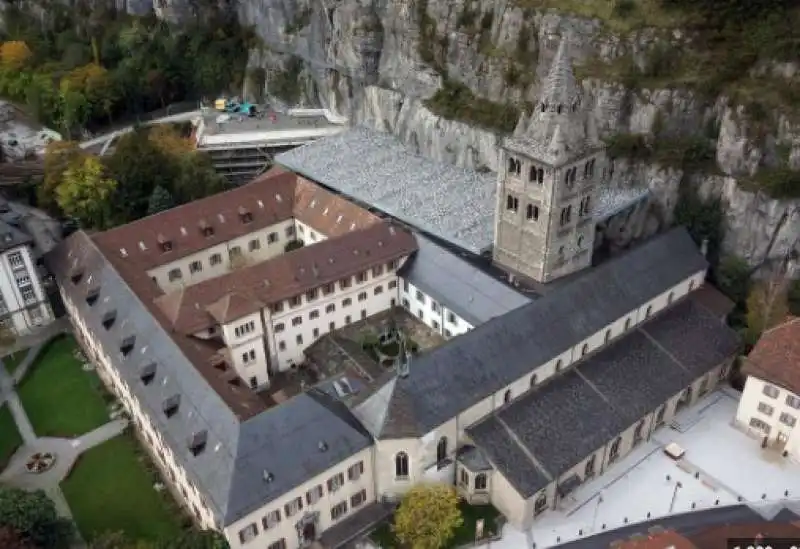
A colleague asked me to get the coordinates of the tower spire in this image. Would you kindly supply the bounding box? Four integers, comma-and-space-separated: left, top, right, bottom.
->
538, 34, 580, 112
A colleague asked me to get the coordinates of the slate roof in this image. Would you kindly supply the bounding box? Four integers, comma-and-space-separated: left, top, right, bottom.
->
466, 299, 740, 498
275, 127, 498, 254
743, 317, 800, 395
398, 234, 532, 326
0, 218, 32, 253
456, 445, 493, 472
353, 227, 710, 440
46, 232, 372, 526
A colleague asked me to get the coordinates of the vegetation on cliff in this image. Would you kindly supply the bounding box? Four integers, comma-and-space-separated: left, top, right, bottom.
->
0, 3, 254, 135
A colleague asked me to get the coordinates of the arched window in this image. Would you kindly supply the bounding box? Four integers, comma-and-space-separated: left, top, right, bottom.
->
581, 343, 589, 356
633, 420, 645, 444
475, 473, 487, 491
667, 292, 674, 305
537, 168, 544, 184
645, 305, 653, 318
655, 405, 666, 426
395, 452, 409, 479
541, 102, 547, 113
577, 234, 584, 248
624, 317, 632, 330
557, 105, 563, 114
526, 204, 539, 221
530, 374, 537, 388
437, 437, 447, 463
609, 437, 622, 461
585, 455, 596, 478
604, 330, 611, 344
555, 359, 563, 372
503, 390, 512, 403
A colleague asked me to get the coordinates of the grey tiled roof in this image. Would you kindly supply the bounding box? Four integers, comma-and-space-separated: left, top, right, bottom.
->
398, 234, 532, 326
358, 227, 709, 440
275, 128, 497, 254
0, 218, 32, 253
466, 298, 740, 498
456, 445, 493, 472
46, 232, 372, 526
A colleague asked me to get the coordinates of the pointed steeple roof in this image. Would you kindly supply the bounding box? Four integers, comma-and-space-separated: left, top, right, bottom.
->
538, 34, 580, 112
546, 124, 568, 164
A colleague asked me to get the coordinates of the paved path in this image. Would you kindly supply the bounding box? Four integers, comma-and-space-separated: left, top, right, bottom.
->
0, 341, 128, 549
0, 318, 70, 367
79, 110, 202, 150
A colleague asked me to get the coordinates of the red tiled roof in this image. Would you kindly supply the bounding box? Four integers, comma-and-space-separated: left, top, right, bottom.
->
155, 221, 417, 333
743, 317, 800, 395
689, 522, 800, 549
612, 531, 696, 549
689, 284, 736, 319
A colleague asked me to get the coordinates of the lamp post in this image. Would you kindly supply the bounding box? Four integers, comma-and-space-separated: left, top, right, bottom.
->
668, 481, 683, 514
591, 493, 604, 533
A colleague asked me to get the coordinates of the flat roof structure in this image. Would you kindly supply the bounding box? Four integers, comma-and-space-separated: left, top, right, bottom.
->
275, 128, 498, 255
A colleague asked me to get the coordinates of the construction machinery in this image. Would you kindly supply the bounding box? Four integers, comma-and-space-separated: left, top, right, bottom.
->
213, 97, 258, 117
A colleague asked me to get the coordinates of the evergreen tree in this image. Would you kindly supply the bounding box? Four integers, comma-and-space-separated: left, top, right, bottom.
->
147, 186, 174, 216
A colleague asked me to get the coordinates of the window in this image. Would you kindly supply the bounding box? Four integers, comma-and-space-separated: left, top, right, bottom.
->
7, 251, 24, 268
306, 485, 323, 505
585, 454, 596, 478
326, 304, 336, 314
779, 413, 797, 427
374, 285, 384, 295
475, 473, 487, 491
313, 328, 319, 338
309, 310, 319, 320
645, 305, 653, 318
395, 452, 409, 479
329, 321, 335, 331
249, 239, 260, 251
323, 283, 335, 295
604, 330, 611, 344
242, 349, 256, 364
345, 316, 351, 324
268, 232, 278, 243
284, 497, 302, 517
340, 278, 352, 290
667, 292, 674, 305
296, 334, 303, 345
372, 265, 384, 277
238, 523, 258, 544
581, 343, 589, 356
262, 510, 281, 530
534, 493, 548, 515
20, 286, 36, 304
526, 204, 539, 221
249, 376, 257, 389
306, 288, 318, 301
633, 420, 645, 444
503, 390, 511, 403
289, 296, 301, 307
749, 417, 771, 434
689, 280, 696, 291
348, 461, 364, 481
331, 501, 348, 521
189, 261, 202, 274
327, 472, 345, 492
786, 395, 800, 410
447, 312, 457, 324
529, 166, 544, 184
655, 405, 666, 426
358, 292, 368, 302
555, 359, 563, 372
609, 437, 622, 462
229, 246, 242, 258
268, 540, 287, 549
168, 268, 182, 282
506, 195, 519, 212
437, 437, 448, 464
361, 309, 367, 320
163, 395, 180, 418
416, 291, 425, 304
388, 280, 397, 290
507, 157, 521, 176
579, 196, 591, 216
431, 300, 440, 313
285, 226, 295, 238
559, 205, 572, 226
356, 272, 367, 283
351, 489, 367, 509
292, 316, 302, 327
210, 253, 222, 266
763, 384, 780, 398
530, 374, 537, 387
278, 341, 286, 351
758, 402, 775, 416
342, 298, 352, 307
274, 323, 285, 333
624, 317, 632, 330
432, 319, 439, 330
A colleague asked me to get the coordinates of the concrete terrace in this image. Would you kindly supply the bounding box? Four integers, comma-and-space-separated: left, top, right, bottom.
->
480, 390, 800, 549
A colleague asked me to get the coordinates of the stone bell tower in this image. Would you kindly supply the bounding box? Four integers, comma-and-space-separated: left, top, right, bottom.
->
492, 35, 606, 284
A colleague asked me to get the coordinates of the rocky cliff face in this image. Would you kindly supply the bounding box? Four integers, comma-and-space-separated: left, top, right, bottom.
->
165, 0, 800, 269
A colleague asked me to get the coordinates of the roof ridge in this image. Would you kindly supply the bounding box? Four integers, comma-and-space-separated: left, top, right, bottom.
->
761, 315, 800, 337
494, 415, 554, 482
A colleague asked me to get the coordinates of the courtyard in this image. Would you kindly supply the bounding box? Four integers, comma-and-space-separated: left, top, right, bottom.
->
2, 350, 26, 377
482, 389, 800, 549
17, 335, 111, 437
61, 434, 183, 542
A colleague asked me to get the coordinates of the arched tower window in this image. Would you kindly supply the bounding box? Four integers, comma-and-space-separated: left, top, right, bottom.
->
529, 165, 537, 182
541, 102, 547, 112
604, 330, 611, 344
395, 452, 409, 478
530, 374, 537, 387
537, 168, 544, 183
475, 473, 487, 490
526, 204, 539, 221
555, 359, 563, 371
508, 157, 521, 176
503, 389, 512, 403
437, 437, 447, 463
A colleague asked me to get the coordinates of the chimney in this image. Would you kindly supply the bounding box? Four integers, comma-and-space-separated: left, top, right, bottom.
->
700, 238, 709, 258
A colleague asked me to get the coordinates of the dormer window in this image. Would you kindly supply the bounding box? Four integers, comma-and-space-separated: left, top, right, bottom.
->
189, 430, 208, 456
199, 221, 214, 238
163, 394, 180, 418
507, 157, 521, 176
102, 311, 117, 330
238, 207, 253, 224
140, 362, 156, 385
120, 335, 135, 357
86, 288, 99, 306
157, 235, 172, 253
71, 271, 84, 285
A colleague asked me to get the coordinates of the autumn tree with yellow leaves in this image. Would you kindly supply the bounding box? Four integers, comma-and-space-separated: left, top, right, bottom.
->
393, 485, 463, 549
56, 155, 117, 229
0, 41, 33, 71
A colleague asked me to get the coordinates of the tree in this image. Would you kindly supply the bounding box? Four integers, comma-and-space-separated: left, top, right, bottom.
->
393, 485, 463, 549
0, 41, 33, 71
0, 488, 73, 549
61, 64, 115, 123
746, 275, 790, 343
146, 186, 174, 216
40, 141, 84, 213
170, 154, 226, 204
714, 255, 751, 305
148, 125, 194, 157
158, 530, 229, 549
88, 531, 154, 549
55, 155, 117, 228
0, 525, 37, 549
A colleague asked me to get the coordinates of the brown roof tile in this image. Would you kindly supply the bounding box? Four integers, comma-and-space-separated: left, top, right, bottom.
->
612, 531, 696, 549
743, 317, 800, 395
689, 522, 800, 549
690, 284, 736, 319
156, 221, 417, 334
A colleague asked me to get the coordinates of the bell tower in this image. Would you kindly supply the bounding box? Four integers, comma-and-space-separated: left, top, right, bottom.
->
492, 35, 606, 284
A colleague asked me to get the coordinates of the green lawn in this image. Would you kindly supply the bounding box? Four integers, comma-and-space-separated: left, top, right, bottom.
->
61, 434, 183, 542
371, 503, 501, 548
17, 336, 110, 437
0, 404, 22, 470
2, 349, 27, 377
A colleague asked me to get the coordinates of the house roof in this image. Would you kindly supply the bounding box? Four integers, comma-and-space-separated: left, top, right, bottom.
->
92, 167, 381, 271
743, 317, 800, 395
689, 284, 736, 319
0, 218, 32, 253
353, 227, 711, 440
275, 127, 498, 254
688, 521, 800, 549
45, 232, 372, 526
466, 298, 740, 498
155, 221, 417, 334
398, 234, 533, 326
612, 531, 697, 549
